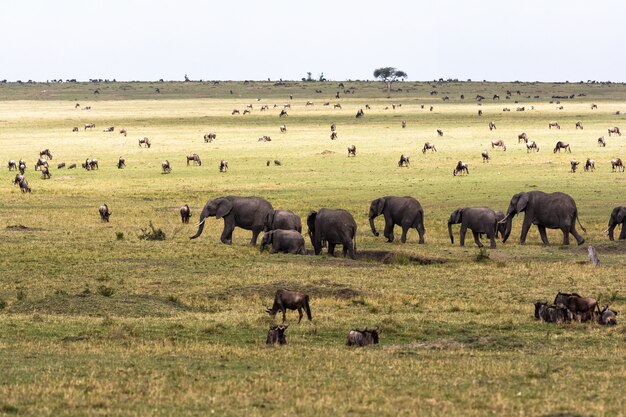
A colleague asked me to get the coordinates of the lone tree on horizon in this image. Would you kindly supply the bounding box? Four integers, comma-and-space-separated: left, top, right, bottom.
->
373, 67, 407, 97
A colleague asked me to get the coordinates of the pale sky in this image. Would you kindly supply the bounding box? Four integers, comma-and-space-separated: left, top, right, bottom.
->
1, 0, 625, 82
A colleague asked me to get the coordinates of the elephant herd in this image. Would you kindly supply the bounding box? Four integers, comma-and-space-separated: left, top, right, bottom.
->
182, 191, 625, 258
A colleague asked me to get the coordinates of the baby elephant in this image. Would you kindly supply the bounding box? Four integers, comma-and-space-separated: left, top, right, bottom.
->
448, 207, 501, 248
260, 230, 306, 255
597, 305, 618, 325
99, 204, 111, 222
266, 324, 288, 345
266, 289, 312, 323
180, 204, 191, 224
346, 328, 379, 347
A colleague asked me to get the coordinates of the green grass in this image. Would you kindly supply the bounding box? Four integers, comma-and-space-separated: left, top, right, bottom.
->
0, 81, 625, 416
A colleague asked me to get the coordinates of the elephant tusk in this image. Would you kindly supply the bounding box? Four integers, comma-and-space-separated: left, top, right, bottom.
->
195, 218, 206, 227
498, 214, 510, 224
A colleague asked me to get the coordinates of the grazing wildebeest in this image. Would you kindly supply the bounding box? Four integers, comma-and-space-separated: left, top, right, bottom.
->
138, 137, 151, 148
283, 103, 291, 109
161, 160, 171, 174
204, 133, 216, 142
103, 126, 114, 132
598, 136, 606, 147
18, 177, 31, 193
274, 160, 281, 166
533, 302, 573, 323
117, 156, 126, 169
355, 109, 364, 118
516, 107, 525, 111
266, 289, 312, 323
41, 166, 51, 179
84, 123, 95, 130
437, 129, 443, 136
526, 141, 539, 152
597, 305, 617, 325
491, 139, 506, 151
333, 103, 342, 109
478, 109, 483, 116
584, 158, 595, 172
553, 141, 571, 153
180, 204, 191, 224
186, 153, 201, 166
266, 325, 288, 345
591, 103, 598, 109
398, 154, 410, 167
258, 135, 271, 142
99, 204, 111, 222
502, 107, 510, 112
219, 160, 228, 172
570, 159, 580, 173
611, 158, 624, 172
365, 104, 371, 110
488, 121, 496, 131
608, 127, 621, 136
68, 163, 76, 169
40, 149, 53, 160
279, 124, 287, 133
243, 109, 251, 115
72, 127, 79, 132
346, 328, 379, 347
13, 174, 24, 186
246, 104, 253, 110
557, 106, 564, 110
330, 131, 338, 140
347, 145, 356, 157
493, 94, 499, 100
330, 123, 336, 132
548, 122, 560, 129
518, 132, 528, 143
19, 162, 26, 175
279, 109, 288, 117
401, 120, 406, 128
481, 151, 490, 162
35, 158, 48, 171
119, 128, 127, 137
422, 142, 437, 153
554, 292, 599, 322
453, 161, 469, 176
7, 160, 17, 171
232, 109, 240, 115
575, 121, 583, 130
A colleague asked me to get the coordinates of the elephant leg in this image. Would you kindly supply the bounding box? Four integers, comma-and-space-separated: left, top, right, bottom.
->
561, 227, 570, 245
282, 307, 287, 323
459, 224, 468, 246
538, 226, 550, 245
384, 223, 394, 243
488, 233, 497, 249
328, 243, 336, 256
250, 229, 261, 245
400, 226, 409, 243
472, 231, 483, 248
569, 225, 585, 245
220, 220, 235, 244
345, 242, 356, 260
297, 308, 303, 323
619, 225, 626, 240
519, 220, 532, 245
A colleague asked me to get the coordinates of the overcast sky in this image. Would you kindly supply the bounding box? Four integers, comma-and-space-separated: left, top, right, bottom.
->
2, 0, 625, 82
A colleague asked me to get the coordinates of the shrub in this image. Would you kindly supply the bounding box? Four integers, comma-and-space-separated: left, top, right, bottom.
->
138, 222, 166, 241
475, 247, 490, 262
97, 286, 114, 297
116, 231, 124, 240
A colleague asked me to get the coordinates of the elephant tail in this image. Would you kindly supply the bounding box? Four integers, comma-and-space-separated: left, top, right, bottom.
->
576, 213, 587, 233
304, 295, 312, 321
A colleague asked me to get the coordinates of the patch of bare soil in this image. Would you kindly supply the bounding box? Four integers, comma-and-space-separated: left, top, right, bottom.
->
356, 250, 447, 265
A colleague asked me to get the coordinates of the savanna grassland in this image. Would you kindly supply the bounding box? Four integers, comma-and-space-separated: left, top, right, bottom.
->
0, 80, 625, 417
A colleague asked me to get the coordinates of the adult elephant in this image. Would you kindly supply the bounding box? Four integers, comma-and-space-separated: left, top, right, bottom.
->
607, 206, 626, 241
263, 209, 302, 233
448, 207, 501, 248
369, 196, 425, 244
307, 208, 357, 259
501, 191, 585, 245
190, 196, 273, 245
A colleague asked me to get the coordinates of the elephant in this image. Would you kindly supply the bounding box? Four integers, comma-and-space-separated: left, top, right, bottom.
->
190, 196, 273, 245
307, 208, 357, 259
448, 207, 501, 248
501, 191, 585, 245
260, 230, 306, 254
263, 209, 302, 233
607, 206, 626, 241
368, 196, 425, 244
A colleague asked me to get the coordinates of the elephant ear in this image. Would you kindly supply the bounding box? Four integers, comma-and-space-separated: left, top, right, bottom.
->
375, 198, 386, 216
263, 231, 273, 243
264, 210, 275, 230
450, 208, 463, 224
516, 193, 529, 212
616, 208, 626, 224
215, 198, 233, 219
307, 211, 317, 233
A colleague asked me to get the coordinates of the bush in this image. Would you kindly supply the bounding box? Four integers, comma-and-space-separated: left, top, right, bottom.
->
138, 222, 166, 241
116, 231, 124, 240
97, 286, 114, 297
475, 247, 490, 262
0, 299, 6, 310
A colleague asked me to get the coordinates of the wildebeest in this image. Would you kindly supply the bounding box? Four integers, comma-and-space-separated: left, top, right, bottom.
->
99, 204, 111, 222
279, 124, 287, 133
204, 133, 216, 142
186, 153, 201, 166
611, 158, 624, 172
533, 302, 573, 323
57, 162, 66, 169
13, 174, 24, 186
453, 161, 469, 176
7, 160, 17, 171
266, 289, 312, 323
40, 149, 53, 160
68, 163, 77, 169
346, 328, 379, 347
117, 156, 126, 169
243, 109, 251, 115
503, 107, 511, 112
347, 145, 356, 157
570, 159, 580, 173
516, 107, 525, 112
554, 292, 599, 322
518, 132, 528, 143
608, 127, 621, 136
591, 103, 598, 109
478, 109, 483, 116
84, 123, 96, 130
35, 158, 48, 171
597, 305, 617, 325
423, 142, 437, 153
491, 139, 506, 151
266, 324, 288, 345
138, 137, 151, 148
355, 109, 364, 118
232, 109, 240, 115
365, 104, 371, 110
180, 204, 191, 224
72, 127, 79, 132
279, 109, 288, 117
401, 120, 406, 128
40, 166, 51, 179
437, 129, 443, 137
553, 141, 571, 153
330, 123, 336, 132
584, 158, 595, 172
598, 136, 606, 147
258, 135, 271, 142
398, 154, 410, 167
219, 160, 228, 172
333, 103, 342, 109
488, 121, 496, 131
548, 122, 561, 129
274, 160, 281, 166
18, 177, 31, 193
330, 131, 338, 140
119, 128, 127, 137
283, 103, 291, 109
82, 158, 98, 170
481, 151, 490, 162
526, 141, 539, 152
575, 121, 583, 130
161, 160, 171, 174
103, 126, 114, 132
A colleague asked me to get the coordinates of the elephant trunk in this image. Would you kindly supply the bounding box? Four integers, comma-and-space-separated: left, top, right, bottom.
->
369, 216, 380, 236
607, 222, 616, 241
190, 211, 208, 239
448, 222, 454, 244
502, 216, 514, 243
260, 242, 267, 252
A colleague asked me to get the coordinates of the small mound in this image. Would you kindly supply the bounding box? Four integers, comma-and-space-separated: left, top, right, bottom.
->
356, 250, 447, 265
6, 225, 42, 232
319, 150, 335, 155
